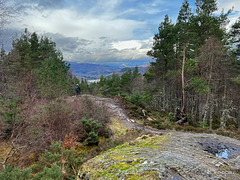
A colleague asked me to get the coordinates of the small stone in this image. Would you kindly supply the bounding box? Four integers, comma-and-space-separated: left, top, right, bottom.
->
147, 117, 153, 121
142, 161, 148, 165
215, 162, 223, 167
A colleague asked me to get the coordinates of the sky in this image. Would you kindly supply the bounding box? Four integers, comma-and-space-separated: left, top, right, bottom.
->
3, 0, 240, 65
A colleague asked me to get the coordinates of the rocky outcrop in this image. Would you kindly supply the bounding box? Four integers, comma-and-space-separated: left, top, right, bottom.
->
78, 133, 240, 180
71, 95, 240, 180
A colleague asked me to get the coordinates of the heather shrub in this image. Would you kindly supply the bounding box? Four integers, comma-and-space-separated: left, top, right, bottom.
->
21, 98, 73, 153
70, 96, 113, 141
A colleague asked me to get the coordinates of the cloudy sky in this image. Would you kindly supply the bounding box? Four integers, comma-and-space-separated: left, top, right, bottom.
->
5, 0, 240, 65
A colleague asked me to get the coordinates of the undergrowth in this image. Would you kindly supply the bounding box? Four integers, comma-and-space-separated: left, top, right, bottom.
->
116, 96, 240, 141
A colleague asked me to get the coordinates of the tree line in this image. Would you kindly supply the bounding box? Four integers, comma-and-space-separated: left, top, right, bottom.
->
0, 29, 80, 143
144, 0, 240, 129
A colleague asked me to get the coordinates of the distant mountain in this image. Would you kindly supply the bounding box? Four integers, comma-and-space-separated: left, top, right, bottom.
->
69, 62, 120, 80
69, 62, 149, 80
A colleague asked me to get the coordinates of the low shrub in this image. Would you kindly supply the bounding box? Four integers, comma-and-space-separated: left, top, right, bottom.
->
127, 92, 144, 107
85, 131, 99, 145
32, 164, 62, 180
32, 141, 86, 180
0, 165, 31, 180
22, 98, 73, 153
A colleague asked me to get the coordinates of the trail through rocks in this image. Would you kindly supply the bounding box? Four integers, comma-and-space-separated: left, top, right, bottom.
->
68, 95, 168, 134
68, 95, 240, 179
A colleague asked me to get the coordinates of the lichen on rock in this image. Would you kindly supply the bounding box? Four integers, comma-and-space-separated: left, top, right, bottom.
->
77, 133, 240, 180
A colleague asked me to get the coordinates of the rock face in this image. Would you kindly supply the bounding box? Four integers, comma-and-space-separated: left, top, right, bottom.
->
78, 133, 240, 180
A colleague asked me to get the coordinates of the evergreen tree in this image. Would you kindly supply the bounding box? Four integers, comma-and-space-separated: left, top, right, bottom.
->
0, 44, 6, 95
121, 68, 132, 94
29, 32, 41, 68
191, 0, 230, 52
145, 14, 178, 112
80, 78, 89, 94
110, 72, 121, 96
0, 165, 31, 180
132, 66, 141, 80
145, 0, 238, 128
32, 141, 85, 179
0, 43, 6, 59
176, 0, 192, 113
37, 52, 70, 98
229, 17, 240, 57
146, 14, 176, 78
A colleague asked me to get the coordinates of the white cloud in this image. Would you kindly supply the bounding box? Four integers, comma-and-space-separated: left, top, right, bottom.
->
217, 0, 240, 30
6, 0, 238, 64
112, 40, 143, 50
217, 0, 240, 12
7, 1, 152, 63
10, 7, 145, 41
63, 38, 153, 63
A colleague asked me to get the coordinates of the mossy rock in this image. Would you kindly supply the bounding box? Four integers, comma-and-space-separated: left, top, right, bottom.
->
77, 133, 240, 180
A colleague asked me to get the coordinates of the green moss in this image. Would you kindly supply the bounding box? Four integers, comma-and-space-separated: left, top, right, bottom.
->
219, 164, 231, 171
134, 135, 169, 149
128, 175, 138, 180
110, 162, 131, 171
115, 129, 128, 136
126, 170, 158, 180
100, 171, 117, 179
122, 135, 168, 150
79, 135, 169, 179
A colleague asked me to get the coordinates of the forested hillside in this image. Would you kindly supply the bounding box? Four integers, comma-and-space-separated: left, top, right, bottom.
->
0, 0, 239, 179
87, 0, 240, 130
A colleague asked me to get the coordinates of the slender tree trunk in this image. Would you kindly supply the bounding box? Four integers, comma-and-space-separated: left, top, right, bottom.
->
238, 110, 240, 129
220, 84, 227, 129
175, 43, 188, 125
202, 96, 209, 128
209, 94, 214, 130
175, 49, 179, 108
181, 43, 186, 113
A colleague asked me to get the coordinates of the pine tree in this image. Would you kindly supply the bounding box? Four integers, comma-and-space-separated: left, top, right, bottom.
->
132, 66, 141, 80
176, 0, 192, 114
0, 43, 6, 59
191, 0, 230, 51
0, 165, 31, 180
147, 14, 176, 77
32, 141, 85, 179
229, 17, 240, 57
110, 72, 121, 96
37, 52, 70, 98
121, 68, 132, 94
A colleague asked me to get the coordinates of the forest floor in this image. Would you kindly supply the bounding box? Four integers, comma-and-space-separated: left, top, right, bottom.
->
68, 95, 240, 180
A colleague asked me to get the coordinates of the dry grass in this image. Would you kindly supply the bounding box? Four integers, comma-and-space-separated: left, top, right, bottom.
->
108, 117, 128, 133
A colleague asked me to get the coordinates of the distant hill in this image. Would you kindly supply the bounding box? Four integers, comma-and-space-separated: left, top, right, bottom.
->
69, 62, 120, 80
69, 62, 149, 80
